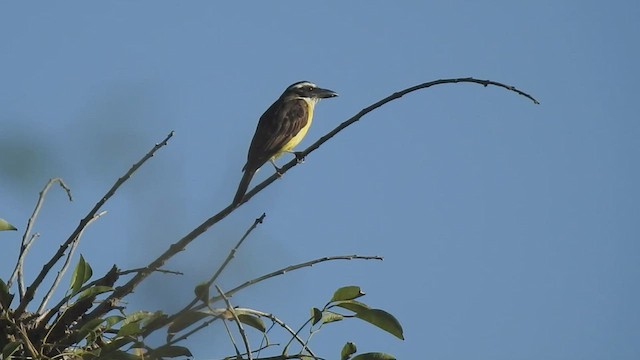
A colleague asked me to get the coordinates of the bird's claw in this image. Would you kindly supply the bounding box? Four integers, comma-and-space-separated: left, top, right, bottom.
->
294, 152, 306, 163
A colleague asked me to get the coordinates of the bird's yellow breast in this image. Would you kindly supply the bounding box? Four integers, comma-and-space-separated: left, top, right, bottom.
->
274, 98, 316, 159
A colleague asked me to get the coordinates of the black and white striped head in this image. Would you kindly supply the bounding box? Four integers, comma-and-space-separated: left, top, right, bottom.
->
281, 81, 338, 101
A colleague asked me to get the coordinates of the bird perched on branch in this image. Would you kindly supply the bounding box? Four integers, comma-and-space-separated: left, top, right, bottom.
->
233, 81, 338, 205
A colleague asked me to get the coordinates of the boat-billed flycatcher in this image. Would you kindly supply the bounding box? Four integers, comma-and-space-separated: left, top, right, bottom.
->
233, 81, 338, 205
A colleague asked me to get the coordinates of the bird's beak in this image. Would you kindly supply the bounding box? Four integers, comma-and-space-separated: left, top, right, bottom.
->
314, 87, 338, 99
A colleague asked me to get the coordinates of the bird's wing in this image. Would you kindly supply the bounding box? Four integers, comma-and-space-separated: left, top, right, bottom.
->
244, 99, 308, 170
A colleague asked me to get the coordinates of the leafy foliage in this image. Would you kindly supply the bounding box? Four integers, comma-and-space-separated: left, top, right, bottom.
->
1, 207, 400, 360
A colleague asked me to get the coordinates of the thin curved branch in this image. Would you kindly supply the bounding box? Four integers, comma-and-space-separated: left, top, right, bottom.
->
117, 267, 184, 276
239, 77, 539, 205
193, 255, 383, 312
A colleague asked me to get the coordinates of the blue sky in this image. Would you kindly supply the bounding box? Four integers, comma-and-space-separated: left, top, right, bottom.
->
1, 1, 639, 359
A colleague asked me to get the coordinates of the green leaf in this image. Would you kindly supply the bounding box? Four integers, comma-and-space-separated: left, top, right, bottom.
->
331, 286, 365, 302
141, 311, 166, 328
0, 278, 14, 309
149, 345, 192, 358
0, 218, 17, 231
352, 352, 396, 360
76, 317, 105, 340
104, 315, 125, 329
321, 310, 344, 324
79, 347, 102, 359
76, 286, 114, 301
116, 311, 157, 337
311, 307, 323, 325
167, 311, 211, 335
93, 350, 143, 360
70, 255, 93, 295
355, 309, 404, 340
194, 282, 209, 305
122, 311, 155, 325
334, 299, 370, 314
2, 341, 21, 359
117, 322, 142, 337
237, 313, 266, 332
341, 342, 357, 360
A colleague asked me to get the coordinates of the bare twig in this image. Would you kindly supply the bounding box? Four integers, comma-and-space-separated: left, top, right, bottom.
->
36, 211, 107, 314
9, 233, 39, 295
118, 268, 184, 276
216, 285, 253, 360
238, 77, 539, 205
14, 131, 174, 318
228, 354, 323, 360
210, 214, 266, 290
178, 213, 266, 318
213, 255, 381, 304
189, 255, 382, 316
8, 178, 72, 294
220, 309, 242, 359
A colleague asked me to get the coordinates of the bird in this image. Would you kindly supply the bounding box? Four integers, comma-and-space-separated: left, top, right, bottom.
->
233, 81, 338, 205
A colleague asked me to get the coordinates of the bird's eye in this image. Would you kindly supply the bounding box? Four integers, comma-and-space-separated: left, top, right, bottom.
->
307, 86, 314, 91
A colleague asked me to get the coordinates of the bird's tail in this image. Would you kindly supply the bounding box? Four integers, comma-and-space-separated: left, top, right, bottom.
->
233, 168, 256, 205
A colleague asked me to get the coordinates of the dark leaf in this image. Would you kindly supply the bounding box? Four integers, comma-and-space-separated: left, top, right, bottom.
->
76, 317, 105, 340
237, 313, 266, 332
341, 342, 357, 360
334, 300, 370, 314
194, 283, 209, 305
116, 311, 156, 337
352, 352, 396, 360
311, 307, 323, 325
355, 309, 404, 340
331, 286, 365, 302
149, 345, 193, 358
141, 311, 166, 327
0, 278, 14, 309
93, 350, 143, 360
70, 255, 93, 295
122, 311, 155, 325
117, 322, 141, 337
76, 286, 114, 301
2, 341, 21, 359
167, 311, 211, 335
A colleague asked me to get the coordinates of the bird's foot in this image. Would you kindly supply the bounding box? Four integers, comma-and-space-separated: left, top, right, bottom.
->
294, 152, 306, 163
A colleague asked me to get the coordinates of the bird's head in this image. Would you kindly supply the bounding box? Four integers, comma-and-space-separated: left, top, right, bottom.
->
282, 81, 338, 102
